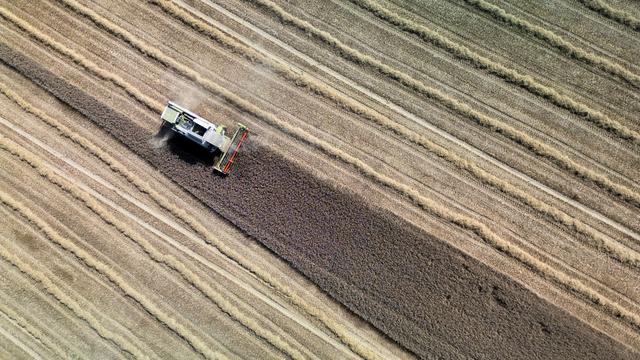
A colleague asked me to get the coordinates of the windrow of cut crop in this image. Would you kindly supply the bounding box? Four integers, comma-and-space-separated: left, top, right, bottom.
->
245, 0, 640, 208
0, 136, 304, 360
464, 0, 640, 87
5, 4, 376, 358
0, 201, 148, 360
151, 0, 640, 268
0, 297, 70, 358
0, 68, 327, 360
25, 2, 640, 332
47, 1, 385, 359
578, 0, 640, 31
348, 0, 640, 141
0, 140, 229, 360
0, 6, 162, 114
7, 36, 640, 358
0, 193, 164, 359
0, 75, 367, 360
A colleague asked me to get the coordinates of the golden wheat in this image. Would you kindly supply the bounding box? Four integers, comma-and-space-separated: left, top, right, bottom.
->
150, 0, 640, 266
0, 299, 71, 358
0, 207, 149, 359
351, 0, 640, 140
578, 0, 640, 31
247, 0, 640, 207
48, 0, 640, 331
0, 136, 304, 360
465, 0, 640, 87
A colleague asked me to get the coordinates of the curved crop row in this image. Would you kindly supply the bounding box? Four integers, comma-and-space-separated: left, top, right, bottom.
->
578, 0, 640, 31
465, 0, 640, 87
0, 201, 147, 359
0, 137, 303, 360
44, 0, 640, 331
246, 0, 640, 207
151, 1, 640, 266
348, 0, 640, 142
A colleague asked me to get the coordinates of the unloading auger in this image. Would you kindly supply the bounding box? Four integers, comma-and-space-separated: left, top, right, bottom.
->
159, 101, 249, 175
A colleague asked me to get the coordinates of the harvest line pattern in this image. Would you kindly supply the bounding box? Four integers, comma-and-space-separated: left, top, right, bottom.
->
154, 0, 640, 268
32, 1, 640, 328
0, 136, 306, 360
0, 82, 373, 360
0, 143, 226, 360
462, 0, 640, 88
0, 215, 145, 359
0, 302, 67, 358
2, 1, 636, 358
578, 0, 640, 31
2, 37, 639, 358
4, 2, 379, 357
244, 0, 640, 208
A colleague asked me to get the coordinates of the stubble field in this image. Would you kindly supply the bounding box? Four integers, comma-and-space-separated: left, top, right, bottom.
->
0, 0, 639, 359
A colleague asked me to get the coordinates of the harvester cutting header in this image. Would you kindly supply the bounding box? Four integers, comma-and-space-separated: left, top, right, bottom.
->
159, 102, 249, 175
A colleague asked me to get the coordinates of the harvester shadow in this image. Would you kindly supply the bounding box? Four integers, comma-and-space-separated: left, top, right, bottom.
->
163, 131, 216, 167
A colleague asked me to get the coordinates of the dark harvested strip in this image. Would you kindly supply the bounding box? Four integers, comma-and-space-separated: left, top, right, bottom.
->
153, 0, 640, 269
0, 44, 637, 360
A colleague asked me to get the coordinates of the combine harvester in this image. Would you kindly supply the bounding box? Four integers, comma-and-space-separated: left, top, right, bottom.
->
159, 101, 249, 175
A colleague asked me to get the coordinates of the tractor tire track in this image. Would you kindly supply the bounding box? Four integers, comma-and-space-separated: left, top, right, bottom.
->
1, 97, 369, 359
27, 1, 640, 327
0, 305, 64, 359
177, 0, 640, 240
3, 38, 640, 359
383, 0, 640, 122
0, 121, 258, 359
0, 314, 45, 360
0, 225, 145, 359
0, 154, 226, 360
0, 5, 163, 114
1, 149, 238, 359
5, 3, 405, 358
56, 0, 637, 272
480, 0, 640, 71
165, 0, 640, 256
8, 69, 640, 358
64, 0, 640, 271
243, 0, 640, 208
344, 0, 640, 182
577, 0, 640, 31
149, 0, 640, 260
6, 59, 637, 332
488, 0, 640, 74
0, 109, 355, 360
0, 256, 123, 359
347, 0, 640, 139
0, 136, 304, 360
148, 1, 635, 324
462, 0, 640, 88
134, 1, 640, 314
0, 19, 374, 357
0, 306, 51, 360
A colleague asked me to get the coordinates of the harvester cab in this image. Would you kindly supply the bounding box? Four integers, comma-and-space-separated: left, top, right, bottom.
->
160, 102, 249, 175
